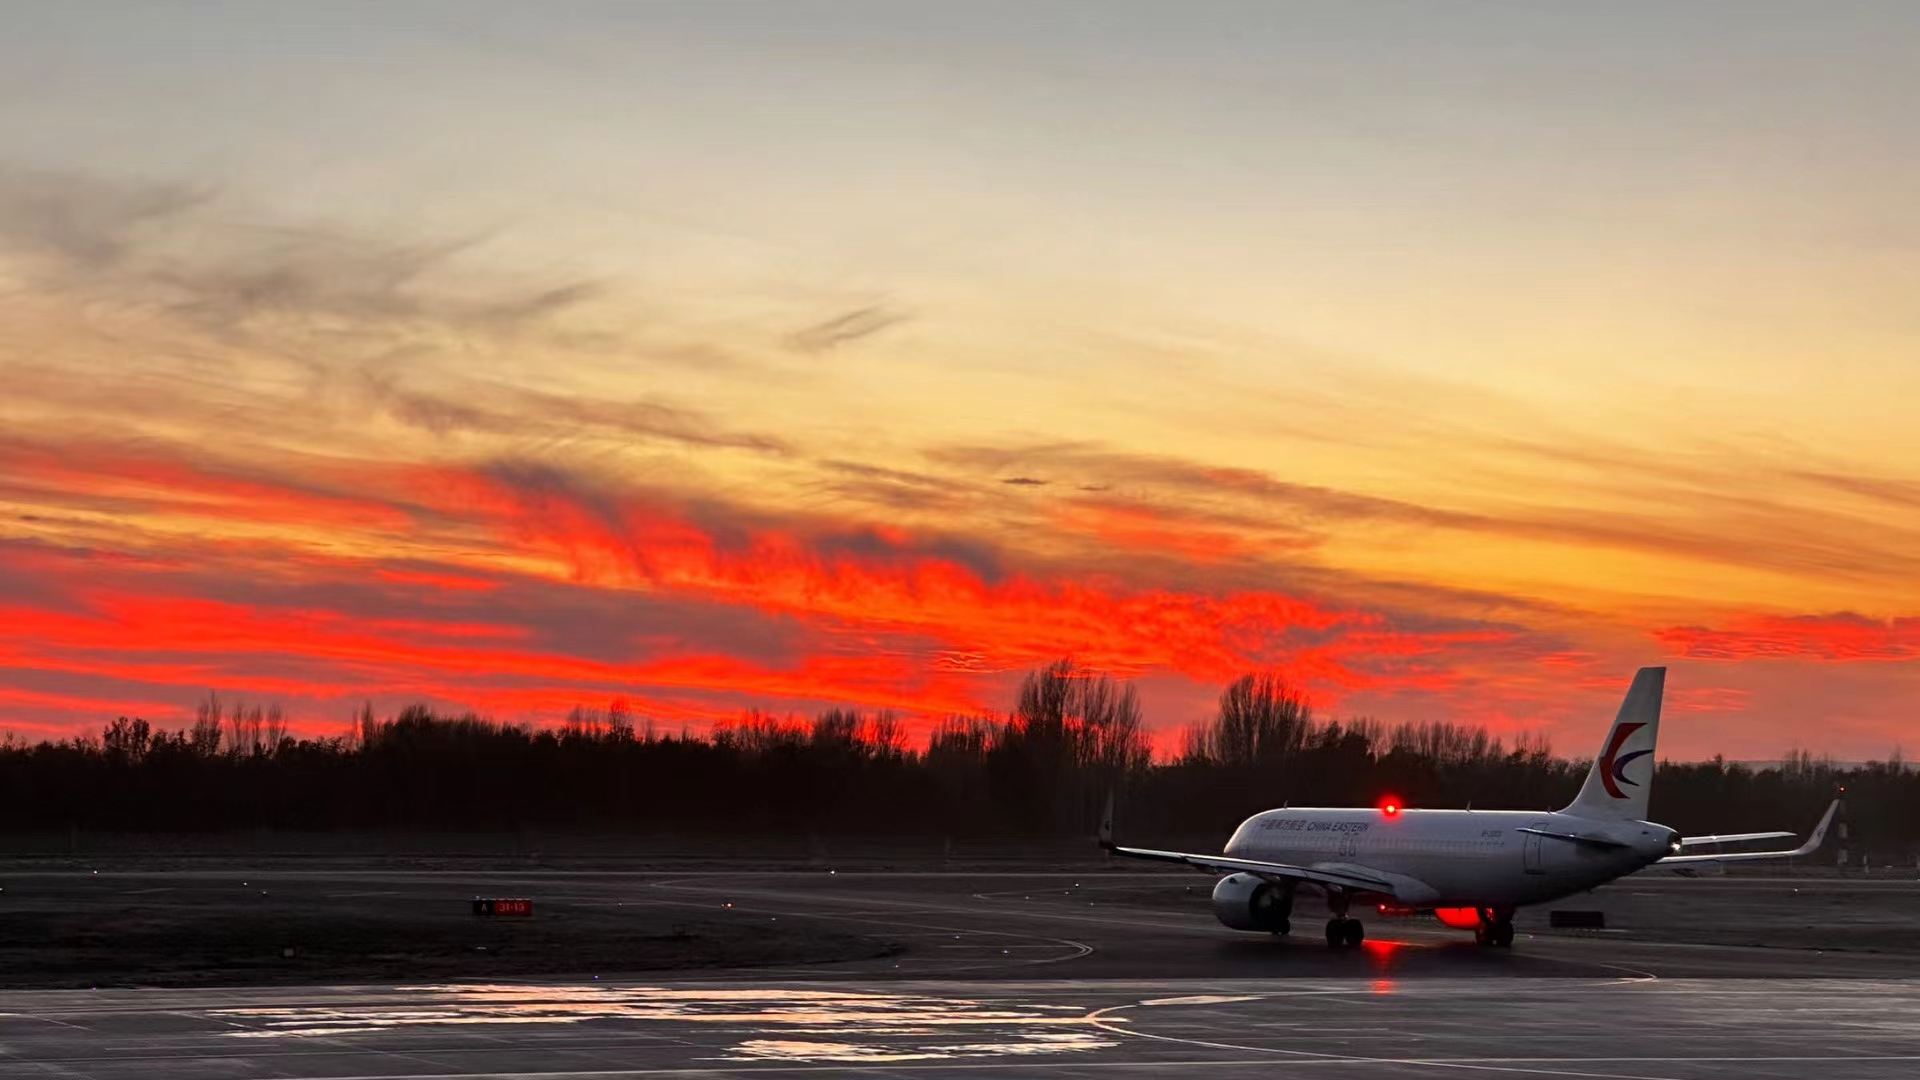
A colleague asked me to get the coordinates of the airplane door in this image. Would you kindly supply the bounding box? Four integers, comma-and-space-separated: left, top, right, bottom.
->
1523, 820, 1546, 873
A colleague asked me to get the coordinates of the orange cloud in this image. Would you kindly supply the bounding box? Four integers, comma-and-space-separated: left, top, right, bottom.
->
0, 438, 416, 533
1655, 614, 1920, 663
1053, 499, 1302, 563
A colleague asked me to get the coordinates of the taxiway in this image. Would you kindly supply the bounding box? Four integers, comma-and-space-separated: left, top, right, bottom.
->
4, 865, 1917, 1078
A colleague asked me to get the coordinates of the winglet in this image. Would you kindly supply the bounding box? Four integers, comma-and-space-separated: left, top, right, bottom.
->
1788, 797, 1840, 857
1098, 791, 1116, 850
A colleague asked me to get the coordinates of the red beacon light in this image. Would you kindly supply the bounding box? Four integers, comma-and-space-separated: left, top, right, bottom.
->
1378, 796, 1402, 817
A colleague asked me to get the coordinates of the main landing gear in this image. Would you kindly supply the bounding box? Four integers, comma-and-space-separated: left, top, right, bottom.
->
1323, 891, 1365, 948
1474, 908, 1516, 948
1325, 917, 1365, 947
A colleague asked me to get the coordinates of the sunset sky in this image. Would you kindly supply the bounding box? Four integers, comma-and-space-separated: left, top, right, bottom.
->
2, 1, 1916, 759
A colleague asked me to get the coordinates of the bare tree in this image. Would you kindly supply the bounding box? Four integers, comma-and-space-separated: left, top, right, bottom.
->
606, 697, 635, 743
218, 699, 288, 757
1509, 729, 1554, 765
353, 701, 377, 750
714, 710, 806, 755
862, 711, 908, 760
1387, 719, 1498, 767
102, 716, 152, 763
1783, 747, 1838, 783
810, 709, 860, 751
1069, 669, 1150, 774
1184, 672, 1314, 768
191, 692, 225, 757
927, 715, 998, 768
263, 704, 288, 752
226, 701, 258, 757
999, 659, 1151, 832
562, 705, 605, 743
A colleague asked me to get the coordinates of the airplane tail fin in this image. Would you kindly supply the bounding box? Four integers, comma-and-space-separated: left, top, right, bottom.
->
1563, 667, 1665, 821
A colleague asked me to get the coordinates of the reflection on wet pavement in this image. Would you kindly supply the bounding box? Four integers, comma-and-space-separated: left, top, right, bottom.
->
726, 1031, 1115, 1063
214, 983, 1118, 1062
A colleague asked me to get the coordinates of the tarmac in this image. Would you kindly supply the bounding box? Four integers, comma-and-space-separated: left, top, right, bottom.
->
5, 866, 1919, 1078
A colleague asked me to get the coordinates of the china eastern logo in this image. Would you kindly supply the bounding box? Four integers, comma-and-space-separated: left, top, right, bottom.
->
1600, 722, 1652, 798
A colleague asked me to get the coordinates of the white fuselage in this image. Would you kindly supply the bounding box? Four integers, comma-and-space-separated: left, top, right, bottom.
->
1224, 806, 1678, 907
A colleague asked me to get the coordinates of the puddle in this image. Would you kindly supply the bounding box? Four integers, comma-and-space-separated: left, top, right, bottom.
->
1140, 994, 1265, 1007
727, 1031, 1115, 1063
213, 983, 1119, 1062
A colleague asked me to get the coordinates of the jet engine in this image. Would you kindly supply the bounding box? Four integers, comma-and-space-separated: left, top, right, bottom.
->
1211, 872, 1292, 932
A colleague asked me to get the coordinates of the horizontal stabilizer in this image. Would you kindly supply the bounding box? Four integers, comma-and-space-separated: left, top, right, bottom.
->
1680, 830, 1794, 847
1658, 798, 1839, 866
1515, 827, 1629, 850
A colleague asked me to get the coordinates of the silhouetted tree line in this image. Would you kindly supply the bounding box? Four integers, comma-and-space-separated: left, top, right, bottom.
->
2, 667, 1912, 861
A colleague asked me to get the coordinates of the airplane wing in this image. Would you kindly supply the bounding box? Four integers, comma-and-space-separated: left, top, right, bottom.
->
1680, 830, 1794, 846
1656, 798, 1839, 866
1094, 793, 1436, 902
1099, 840, 1401, 895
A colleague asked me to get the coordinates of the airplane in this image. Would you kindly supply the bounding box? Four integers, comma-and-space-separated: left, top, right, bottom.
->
1100, 666, 1838, 948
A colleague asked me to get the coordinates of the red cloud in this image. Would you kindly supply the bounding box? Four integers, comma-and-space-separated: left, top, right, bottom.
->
1, 441, 1537, 738
1654, 614, 1920, 663
442, 467, 1488, 685
0, 684, 182, 730
0, 587, 987, 736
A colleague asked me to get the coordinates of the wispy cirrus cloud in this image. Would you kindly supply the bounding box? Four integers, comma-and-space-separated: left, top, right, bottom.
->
0, 164, 760, 455
785, 303, 910, 354
354, 372, 793, 454
0, 166, 600, 343
930, 439, 1920, 592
